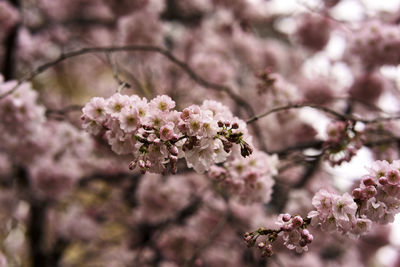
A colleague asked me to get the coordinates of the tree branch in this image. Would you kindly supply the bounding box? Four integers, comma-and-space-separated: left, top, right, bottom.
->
0, 45, 248, 110
246, 103, 400, 125
0, 44, 268, 150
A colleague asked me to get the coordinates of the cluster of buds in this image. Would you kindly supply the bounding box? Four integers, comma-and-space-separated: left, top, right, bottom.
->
277, 214, 313, 253
244, 228, 278, 257
128, 124, 181, 174
323, 120, 365, 166
216, 120, 252, 157
352, 176, 378, 201
82, 94, 254, 174
352, 160, 400, 224
349, 20, 400, 67
244, 214, 313, 257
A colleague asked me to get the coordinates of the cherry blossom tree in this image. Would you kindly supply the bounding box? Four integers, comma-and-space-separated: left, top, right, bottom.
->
1, 0, 400, 266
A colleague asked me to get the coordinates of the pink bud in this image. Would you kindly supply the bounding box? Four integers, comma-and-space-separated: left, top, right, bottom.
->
129, 161, 137, 170
153, 138, 161, 145
145, 160, 152, 169
299, 239, 308, 247
379, 177, 388, 185
282, 213, 291, 222
362, 176, 376, 186
301, 229, 310, 238
362, 186, 377, 199
257, 242, 265, 249
292, 216, 303, 227
169, 145, 179, 156
138, 160, 145, 169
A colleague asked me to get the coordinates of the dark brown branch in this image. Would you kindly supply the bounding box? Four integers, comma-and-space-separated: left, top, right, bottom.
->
106, 52, 131, 90
0, 45, 248, 110
29, 199, 49, 267
247, 103, 349, 124
29, 18, 117, 34
269, 140, 324, 156
2, 0, 20, 80
246, 103, 400, 125
293, 155, 321, 188
45, 104, 83, 116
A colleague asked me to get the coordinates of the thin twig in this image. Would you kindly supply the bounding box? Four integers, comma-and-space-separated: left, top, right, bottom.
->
0, 45, 248, 110
105, 52, 131, 90
246, 103, 348, 124
246, 103, 400, 125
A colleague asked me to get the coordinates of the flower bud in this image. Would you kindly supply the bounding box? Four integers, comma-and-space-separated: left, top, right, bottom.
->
145, 160, 152, 169
299, 239, 308, 247
362, 176, 376, 186
138, 160, 145, 169
300, 229, 310, 238
257, 242, 265, 249
362, 186, 377, 199
282, 213, 291, 222
169, 145, 179, 156
153, 138, 161, 145
240, 142, 253, 157
379, 177, 388, 185
292, 216, 303, 227
129, 161, 137, 170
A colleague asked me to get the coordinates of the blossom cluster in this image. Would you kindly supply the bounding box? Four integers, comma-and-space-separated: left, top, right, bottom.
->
276, 214, 314, 253
132, 173, 197, 224
0, 76, 94, 199
353, 160, 400, 225
81, 93, 254, 174
245, 159, 400, 257
349, 72, 385, 105
244, 214, 313, 257
294, 13, 331, 51
209, 151, 278, 204
323, 120, 365, 166
308, 190, 371, 237
349, 20, 400, 67
0, 77, 46, 163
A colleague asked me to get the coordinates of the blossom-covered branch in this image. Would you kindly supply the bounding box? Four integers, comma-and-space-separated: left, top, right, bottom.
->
246, 159, 400, 257
81, 93, 256, 174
